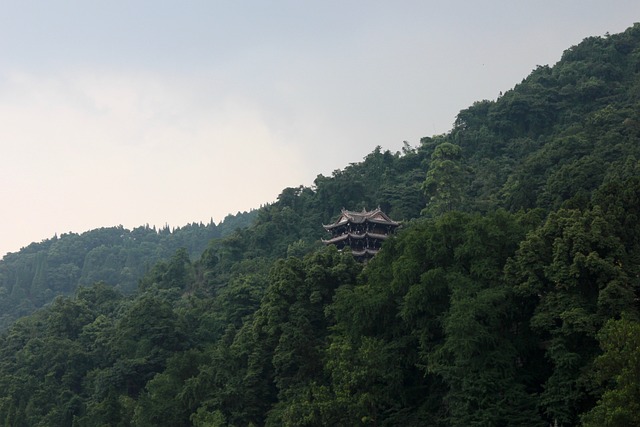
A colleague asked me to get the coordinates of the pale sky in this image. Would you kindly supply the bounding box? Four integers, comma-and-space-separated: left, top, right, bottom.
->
0, 1, 638, 257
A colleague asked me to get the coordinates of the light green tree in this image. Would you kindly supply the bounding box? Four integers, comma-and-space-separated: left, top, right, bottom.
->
422, 142, 465, 215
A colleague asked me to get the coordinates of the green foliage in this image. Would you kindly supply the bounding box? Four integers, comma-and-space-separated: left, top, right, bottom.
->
0, 212, 256, 330
422, 142, 466, 215
582, 317, 640, 427
505, 178, 640, 425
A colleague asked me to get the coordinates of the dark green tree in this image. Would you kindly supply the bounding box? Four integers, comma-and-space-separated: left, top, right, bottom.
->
581, 317, 640, 427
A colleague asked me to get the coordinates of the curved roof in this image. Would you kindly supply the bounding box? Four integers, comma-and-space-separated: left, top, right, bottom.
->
351, 248, 380, 257
321, 231, 390, 245
323, 207, 400, 230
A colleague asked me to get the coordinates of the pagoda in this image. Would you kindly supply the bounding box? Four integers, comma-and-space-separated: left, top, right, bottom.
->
322, 207, 400, 261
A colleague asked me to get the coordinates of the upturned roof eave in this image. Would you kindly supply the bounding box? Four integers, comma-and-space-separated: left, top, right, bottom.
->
323, 218, 400, 230
322, 232, 390, 245
351, 248, 379, 257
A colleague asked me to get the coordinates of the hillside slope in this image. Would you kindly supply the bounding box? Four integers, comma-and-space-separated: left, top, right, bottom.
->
0, 210, 257, 329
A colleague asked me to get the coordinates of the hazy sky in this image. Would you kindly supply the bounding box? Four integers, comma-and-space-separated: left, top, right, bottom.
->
1, 1, 638, 257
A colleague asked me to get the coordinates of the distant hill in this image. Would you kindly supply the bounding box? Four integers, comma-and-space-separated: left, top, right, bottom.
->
0, 209, 257, 329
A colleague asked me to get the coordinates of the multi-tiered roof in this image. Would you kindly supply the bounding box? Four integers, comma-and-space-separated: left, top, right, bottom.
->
322, 208, 399, 261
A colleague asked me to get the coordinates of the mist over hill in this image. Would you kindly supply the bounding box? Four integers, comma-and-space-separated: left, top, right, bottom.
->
0, 23, 639, 426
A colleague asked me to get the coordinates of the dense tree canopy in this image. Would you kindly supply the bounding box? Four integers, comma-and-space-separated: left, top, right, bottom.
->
0, 211, 257, 330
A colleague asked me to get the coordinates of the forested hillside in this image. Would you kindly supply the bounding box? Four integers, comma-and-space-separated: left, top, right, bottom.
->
0, 23, 639, 426
0, 210, 257, 329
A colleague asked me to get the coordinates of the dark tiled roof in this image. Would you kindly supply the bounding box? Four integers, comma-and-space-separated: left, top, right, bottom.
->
323, 207, 400, 230
321, 231, 390, 245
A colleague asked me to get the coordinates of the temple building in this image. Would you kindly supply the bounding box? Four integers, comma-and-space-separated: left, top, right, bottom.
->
322, 207, 400, 261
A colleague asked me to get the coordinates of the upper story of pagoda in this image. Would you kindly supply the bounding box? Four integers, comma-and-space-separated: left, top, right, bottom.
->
322, 207, 400, 261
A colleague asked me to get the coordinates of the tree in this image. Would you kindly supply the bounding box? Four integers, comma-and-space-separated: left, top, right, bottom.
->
422, 142, 466, 215
581, 317, 640, 427
506, 201, 638, 425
